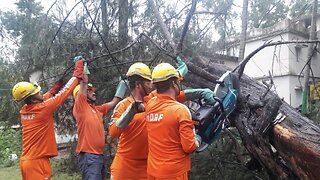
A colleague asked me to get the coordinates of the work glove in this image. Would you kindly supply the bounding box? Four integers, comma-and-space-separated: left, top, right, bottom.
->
195, 134, 202, 147
73, 56, 90, 79
194, 129, 202, 147
114, 79, 128, 99
184, 88, 216, 105
49, 79, 65, 95
176, 56, 188, 78
115, 101, 145, 128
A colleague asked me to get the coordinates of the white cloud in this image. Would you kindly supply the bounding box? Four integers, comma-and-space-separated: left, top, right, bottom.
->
0, 0, 17, 11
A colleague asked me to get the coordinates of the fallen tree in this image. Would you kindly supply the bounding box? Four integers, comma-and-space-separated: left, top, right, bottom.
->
149, 0, 320, 178
183, 56, 320, 180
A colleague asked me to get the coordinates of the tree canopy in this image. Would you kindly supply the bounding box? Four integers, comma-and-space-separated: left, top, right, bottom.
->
0, 0, 319, 179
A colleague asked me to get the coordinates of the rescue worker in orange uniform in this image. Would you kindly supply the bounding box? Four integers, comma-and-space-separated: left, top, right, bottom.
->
11, 58, 85, 180
109, 59, 215, 180
145, 63, 208, 180
109, 62, 153, 180
72, 56, 127, 180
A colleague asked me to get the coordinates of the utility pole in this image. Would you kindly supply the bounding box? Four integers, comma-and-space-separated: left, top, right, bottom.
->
302, 0, 318, 114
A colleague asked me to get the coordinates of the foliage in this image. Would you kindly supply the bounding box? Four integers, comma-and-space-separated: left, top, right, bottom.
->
1, 0, 57, 79
249, 0, 288, 28
190, 129, 269, 180
0, 128, 21, 167
52, 139, 80, 176
0, 59, 22, 126
288, 0, 313, 19
306, 100, 320, 122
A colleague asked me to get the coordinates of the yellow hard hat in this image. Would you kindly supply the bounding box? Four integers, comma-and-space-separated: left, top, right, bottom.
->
126, 62, 151, 80
12, 82, 41, 102
73, 83, 96, 97
151, 63, 182, 83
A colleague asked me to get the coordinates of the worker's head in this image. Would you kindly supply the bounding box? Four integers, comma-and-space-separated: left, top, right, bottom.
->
151, 63, 182, 95
73, 83, 97, 103
126, 62, 153, 96
12, 82, 44, 104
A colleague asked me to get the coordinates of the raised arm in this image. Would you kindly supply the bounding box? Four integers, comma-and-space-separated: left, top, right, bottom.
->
43, 57, 85, 112
43, 79, 66, 100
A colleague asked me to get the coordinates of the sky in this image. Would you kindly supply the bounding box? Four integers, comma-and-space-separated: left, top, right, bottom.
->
0, 0, 73, 12
0, 0, 17, 11
0, 0, 52, 11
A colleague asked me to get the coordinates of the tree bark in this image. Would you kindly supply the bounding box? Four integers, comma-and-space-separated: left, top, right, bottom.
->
176, 0, 198, 54
238, 0, 248, 61
147, 0, 176, 50
118, 0, 129, 46
302, 0, 318, 114
101, 0, 109, 38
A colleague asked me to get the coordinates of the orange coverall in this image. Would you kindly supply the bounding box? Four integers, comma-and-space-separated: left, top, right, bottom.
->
109, 91, 187, 179
19, 77, 79, 180
73, 92, 111, 154
109, 96, 149, 179
145, 93, 198, 180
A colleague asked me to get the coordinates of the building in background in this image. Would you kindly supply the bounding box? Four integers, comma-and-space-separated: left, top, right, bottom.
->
221, 17, 320, 108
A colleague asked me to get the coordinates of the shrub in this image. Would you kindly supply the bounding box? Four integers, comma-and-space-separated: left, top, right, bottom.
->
0, 128, 21, 167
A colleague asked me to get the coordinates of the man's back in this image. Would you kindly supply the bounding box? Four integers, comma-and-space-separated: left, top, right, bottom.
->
20, 77, 79, 160
145, 93, 197, 178
20, 103, 58, 160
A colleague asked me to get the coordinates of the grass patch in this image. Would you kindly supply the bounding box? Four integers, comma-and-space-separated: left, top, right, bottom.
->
0, 160, 81, 180
51, 159, 81, 180
0, 163, 21, 180
52, 172, 81, 180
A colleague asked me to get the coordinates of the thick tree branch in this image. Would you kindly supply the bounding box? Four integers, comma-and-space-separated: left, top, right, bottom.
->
147, 0, 176, 50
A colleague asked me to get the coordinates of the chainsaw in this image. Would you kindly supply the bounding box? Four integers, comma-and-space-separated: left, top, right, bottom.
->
192, 71, 240, 152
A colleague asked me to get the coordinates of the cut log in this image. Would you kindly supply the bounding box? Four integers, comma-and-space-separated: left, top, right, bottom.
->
184, 56, 320, 180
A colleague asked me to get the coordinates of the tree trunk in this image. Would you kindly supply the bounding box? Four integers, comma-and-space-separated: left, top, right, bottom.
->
147, 0, 176, 50
118, 0, 129, 46
238, 0, 248, 61
101, 0, 109, 38
183, 56, 320, 180
302, 0, 318, 114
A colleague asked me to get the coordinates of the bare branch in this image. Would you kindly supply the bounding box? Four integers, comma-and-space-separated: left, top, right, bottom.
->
234, 40, 320, 79
256, 0, 281, 28
42, 1, 82, 72
194, 11, 226, 15
176, 0, 198, 54
46, 0, 58, 17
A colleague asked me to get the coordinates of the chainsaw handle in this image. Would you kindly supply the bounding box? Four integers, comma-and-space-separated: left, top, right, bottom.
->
214, 80, 225, 86
213, 97, 226, 116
